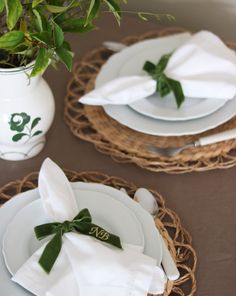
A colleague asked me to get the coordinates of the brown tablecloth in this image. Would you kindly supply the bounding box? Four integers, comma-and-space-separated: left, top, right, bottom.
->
0, 15, 235, 296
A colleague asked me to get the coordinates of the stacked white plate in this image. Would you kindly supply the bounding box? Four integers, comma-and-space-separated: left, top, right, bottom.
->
0, 182, 162, 295
96, 32, 236, 136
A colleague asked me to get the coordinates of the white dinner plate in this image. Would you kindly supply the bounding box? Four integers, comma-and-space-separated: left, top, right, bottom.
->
96, 33, 236, 136
119, 49, 227, 121
0, 182, 162, 296
3, 189, 144, 275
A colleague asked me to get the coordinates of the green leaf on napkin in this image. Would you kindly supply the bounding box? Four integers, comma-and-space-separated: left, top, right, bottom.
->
143, 53, 185, 108
167, 78, 185, 108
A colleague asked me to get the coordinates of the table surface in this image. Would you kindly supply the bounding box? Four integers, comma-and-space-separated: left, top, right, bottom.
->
0, 15, 236, 296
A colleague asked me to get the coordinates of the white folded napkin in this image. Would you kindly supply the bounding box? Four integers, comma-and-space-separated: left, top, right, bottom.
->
80, 30, 236, 106
165, 30, 236, 99
80, 76, 156, 105
12, 158, 166, 296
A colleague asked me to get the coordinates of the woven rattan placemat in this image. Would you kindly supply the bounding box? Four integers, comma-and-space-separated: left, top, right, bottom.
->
64, 28, 236, 173
0, 170, 196, 295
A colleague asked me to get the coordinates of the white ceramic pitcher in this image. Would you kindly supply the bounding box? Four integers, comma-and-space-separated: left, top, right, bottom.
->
0, 63, 55, 161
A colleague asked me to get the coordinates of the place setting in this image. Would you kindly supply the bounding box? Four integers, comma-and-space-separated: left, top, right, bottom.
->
64, 27, 236, 173
0, 158, 196, 295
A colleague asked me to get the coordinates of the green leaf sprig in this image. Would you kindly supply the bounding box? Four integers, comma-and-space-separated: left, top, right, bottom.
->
143, 53, 185, 108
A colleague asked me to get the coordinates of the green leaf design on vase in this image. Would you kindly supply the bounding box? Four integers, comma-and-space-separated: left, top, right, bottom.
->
31, 117, 41, 130
12, 133, 28, 142
9, 112, 43, 142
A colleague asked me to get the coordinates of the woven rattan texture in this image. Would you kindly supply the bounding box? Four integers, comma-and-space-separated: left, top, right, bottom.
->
64, 27, 236, 173
0, 170, 196, 295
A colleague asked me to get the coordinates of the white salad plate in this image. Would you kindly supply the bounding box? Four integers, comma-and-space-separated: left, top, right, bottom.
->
0, 182, 162, 296
119, 48, 227, 121
102, 99, 236, 136
96, 33, 236, 136
3, 189, 144, 275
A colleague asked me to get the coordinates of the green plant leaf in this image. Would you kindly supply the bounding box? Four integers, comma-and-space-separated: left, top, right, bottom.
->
10, 43, 28, 54
32, 130, 43, 136
61, 40, 71, 51
32, 0, 44, 8
31, 117, 41, 130
45, 4, 69, 13
62, 18, 94, 33
19, 18, 27, 33
34, 13, 49, 32
0, 0, 5, 13
48, 0, 64, 5
53, 12, 66, 26
31, 31, 51, 45
12, 133, 28, 142
0, 31, 24, 49
30, 47, 49, 77
104, 0, 121, 15
5, 0, 23, 30
86, 0, 100, 25
56, 43, 73, 71
104, 0, 121, 24
33, 9, 43, 32
53, 21, 64, 48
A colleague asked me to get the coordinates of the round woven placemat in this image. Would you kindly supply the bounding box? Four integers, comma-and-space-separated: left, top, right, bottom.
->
0, 170, 196, 295
64, 27, 236, 173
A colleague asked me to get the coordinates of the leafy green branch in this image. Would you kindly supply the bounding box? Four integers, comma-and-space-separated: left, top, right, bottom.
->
0, 0, 125, 76
0, 0, 175, 77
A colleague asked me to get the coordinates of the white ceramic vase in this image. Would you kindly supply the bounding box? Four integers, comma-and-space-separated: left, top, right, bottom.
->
0, 63, 55, 161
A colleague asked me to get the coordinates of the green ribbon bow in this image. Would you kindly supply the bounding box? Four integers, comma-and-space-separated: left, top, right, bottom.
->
34, 208, 122, 274
143, 53, 185, 108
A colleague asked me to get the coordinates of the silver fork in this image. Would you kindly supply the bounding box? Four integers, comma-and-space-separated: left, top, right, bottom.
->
146, 142, 200, 157
146, 128, 236, 157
